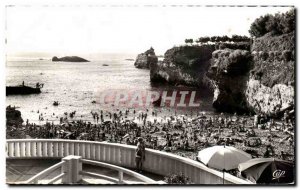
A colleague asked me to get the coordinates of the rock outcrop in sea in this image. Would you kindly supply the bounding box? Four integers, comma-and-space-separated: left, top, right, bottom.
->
134, 47, 158, 69
6, 106, 23, 126
52, 56, 89, 62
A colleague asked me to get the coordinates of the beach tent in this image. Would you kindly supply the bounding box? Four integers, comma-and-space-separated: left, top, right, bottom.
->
238, 158, 294, 184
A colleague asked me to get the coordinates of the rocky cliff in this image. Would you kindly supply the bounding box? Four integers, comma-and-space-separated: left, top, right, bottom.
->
207, 49, 253, 113
148, 33, 294, 115
207, 32, 294, 115
134, 47, 158, 69
150, 45, 215, 87
52, 56, 89, 62
245, 32, 295, 115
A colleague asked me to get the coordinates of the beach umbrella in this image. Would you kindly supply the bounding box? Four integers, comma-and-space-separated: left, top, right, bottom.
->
197, 145, 252, 183
198, 145, 252, 170
238, 158, 294, 184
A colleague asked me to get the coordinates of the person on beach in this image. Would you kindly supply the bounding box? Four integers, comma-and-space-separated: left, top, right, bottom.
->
135, 137, 145, 172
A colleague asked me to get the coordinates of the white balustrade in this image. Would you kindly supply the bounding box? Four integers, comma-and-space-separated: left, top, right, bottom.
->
8, 142, 14, 157
37, 142, 42, 157
30, 142, 36, 157
14, 142, 20, 157
6, 139, 252, 184
53, 142, 59, 157
42, 142, 47, 157
20, 142, 26, 157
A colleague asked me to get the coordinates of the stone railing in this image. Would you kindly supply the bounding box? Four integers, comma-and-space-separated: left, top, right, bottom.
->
26, 160, 66, 184
6, 139, 252, 184
23, 155, 156, 184
81, 158, 157, 184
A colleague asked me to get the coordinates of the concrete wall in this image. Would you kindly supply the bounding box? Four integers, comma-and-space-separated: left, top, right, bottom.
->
6, 139, 252, 185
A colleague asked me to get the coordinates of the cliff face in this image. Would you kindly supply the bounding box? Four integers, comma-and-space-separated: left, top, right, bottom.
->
207, 32, 295, 115
245, 79, 294, 114
150, 45, 215, 87
148, 33, 294, 115
134, 47, 158, 69
245, 32, 295, 115
207, 49, 253, 113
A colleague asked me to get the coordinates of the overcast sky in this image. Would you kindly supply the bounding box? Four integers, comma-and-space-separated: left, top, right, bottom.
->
6, 5, 292, 56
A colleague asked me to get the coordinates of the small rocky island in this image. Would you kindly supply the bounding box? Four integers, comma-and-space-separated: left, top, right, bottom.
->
134, 47, 158, 69
52, 56, 89, 62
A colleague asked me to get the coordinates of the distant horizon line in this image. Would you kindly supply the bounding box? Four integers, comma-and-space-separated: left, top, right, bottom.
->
6, 51, 167, 58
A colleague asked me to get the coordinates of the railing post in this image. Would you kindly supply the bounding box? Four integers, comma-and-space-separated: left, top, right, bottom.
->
118, 171, 124, 184
37, 142, 42, 157
61, 155, 82, 184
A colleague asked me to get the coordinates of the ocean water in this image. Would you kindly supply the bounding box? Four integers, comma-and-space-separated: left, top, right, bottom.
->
6, 56, 214, 124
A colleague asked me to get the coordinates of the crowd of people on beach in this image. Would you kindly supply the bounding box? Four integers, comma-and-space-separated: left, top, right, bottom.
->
7, 107, 295, 163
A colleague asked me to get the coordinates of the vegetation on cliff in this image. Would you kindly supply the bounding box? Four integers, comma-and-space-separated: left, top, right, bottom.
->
163, 45, 215, 70
250, 13, 295, 88
251, 32, 295, 52
210, 49, 252, 77
196, 35, 249, 44
150, 45, 215, 87
249, 9, 295, 37
184, 35, 251, 51
250, 47, 294, 88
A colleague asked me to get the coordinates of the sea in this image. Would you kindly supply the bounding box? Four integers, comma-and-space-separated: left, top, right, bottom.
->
6, 55, 214, 124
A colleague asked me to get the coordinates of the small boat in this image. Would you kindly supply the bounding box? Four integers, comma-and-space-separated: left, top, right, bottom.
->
6, 85, 42, 96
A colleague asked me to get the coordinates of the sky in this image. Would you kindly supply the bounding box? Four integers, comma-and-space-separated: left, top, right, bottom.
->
5, 5, 292, 57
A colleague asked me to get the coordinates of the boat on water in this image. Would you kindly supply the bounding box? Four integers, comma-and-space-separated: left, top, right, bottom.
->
6, 83, 43, 96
